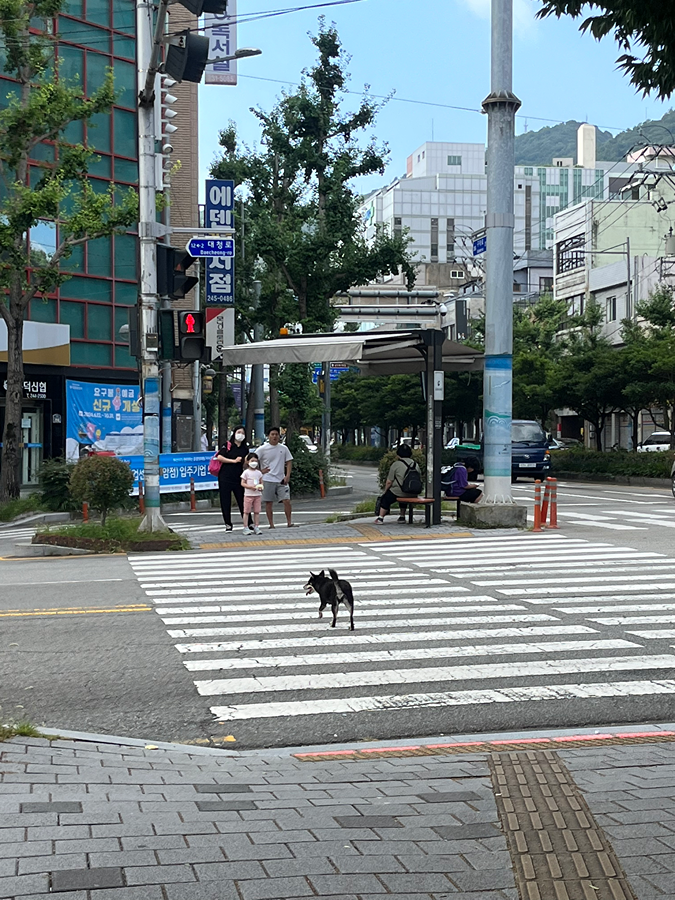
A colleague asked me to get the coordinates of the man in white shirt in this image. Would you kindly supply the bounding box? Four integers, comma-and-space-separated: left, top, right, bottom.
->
256, 426, 295, 528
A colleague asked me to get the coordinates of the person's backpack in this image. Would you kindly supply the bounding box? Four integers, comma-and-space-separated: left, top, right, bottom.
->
441, 462, 465, 495
400, 459, 423, 495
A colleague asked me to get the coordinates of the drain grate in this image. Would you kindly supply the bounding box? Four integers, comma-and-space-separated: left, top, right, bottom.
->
489, 750, 636, 900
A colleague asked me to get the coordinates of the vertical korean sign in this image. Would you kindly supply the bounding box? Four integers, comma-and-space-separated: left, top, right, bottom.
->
204, 179, 235, 308
204, 0, 237, 85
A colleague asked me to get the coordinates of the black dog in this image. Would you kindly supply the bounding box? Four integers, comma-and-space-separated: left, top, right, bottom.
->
304, 569, 355, 631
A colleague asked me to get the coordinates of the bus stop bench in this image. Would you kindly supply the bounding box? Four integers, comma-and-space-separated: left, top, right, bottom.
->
401, 496, 463, 527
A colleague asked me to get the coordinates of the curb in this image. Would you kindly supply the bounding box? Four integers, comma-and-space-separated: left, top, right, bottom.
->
36, 727, 239, 756
553, 472, 672, 489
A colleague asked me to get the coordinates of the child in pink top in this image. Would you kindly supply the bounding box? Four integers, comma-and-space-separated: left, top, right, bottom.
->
240, 452, 264, 535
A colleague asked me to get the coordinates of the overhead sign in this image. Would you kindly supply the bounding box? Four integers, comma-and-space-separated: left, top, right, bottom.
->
204, 0, 237, 85
186, 236, 235, 258
205, 179, 235, 306
473, 235, 487, 256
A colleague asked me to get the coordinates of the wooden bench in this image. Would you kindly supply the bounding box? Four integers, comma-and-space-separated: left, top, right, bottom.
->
398, 496, 463, 527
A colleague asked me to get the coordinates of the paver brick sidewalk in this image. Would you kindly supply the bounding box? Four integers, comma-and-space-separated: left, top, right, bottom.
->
2, 733, 675, 899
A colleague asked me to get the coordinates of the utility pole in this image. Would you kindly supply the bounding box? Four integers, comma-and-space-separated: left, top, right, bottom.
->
251, 280, 265, 443
322, 362, 331, 459
481, 0, 521, 505
137, 0, 170, 531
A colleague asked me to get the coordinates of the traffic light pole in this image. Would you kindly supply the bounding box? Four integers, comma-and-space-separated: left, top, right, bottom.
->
137, 0, 169, 531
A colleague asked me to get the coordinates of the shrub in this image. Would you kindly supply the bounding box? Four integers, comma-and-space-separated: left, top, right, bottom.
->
286, 433, 331, 495
0, 493, 41, 522
378, 448, 427, 490
332, 443, 389, 462
39, 457, 77, 511
69, 455, 135, 525
551, 448, 674, 479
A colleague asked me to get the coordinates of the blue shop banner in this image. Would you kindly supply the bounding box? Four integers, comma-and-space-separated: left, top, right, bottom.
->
118, 452, 218, 495
66, 380, 143, 461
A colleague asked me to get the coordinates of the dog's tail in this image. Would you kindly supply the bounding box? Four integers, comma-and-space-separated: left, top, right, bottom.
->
329, 569, 345, 602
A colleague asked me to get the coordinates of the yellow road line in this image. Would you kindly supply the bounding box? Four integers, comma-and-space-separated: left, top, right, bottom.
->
200, 531, 474, 550
0, 605, 151, 618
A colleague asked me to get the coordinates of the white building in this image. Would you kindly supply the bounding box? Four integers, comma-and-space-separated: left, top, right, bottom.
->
359, 127, 640, 288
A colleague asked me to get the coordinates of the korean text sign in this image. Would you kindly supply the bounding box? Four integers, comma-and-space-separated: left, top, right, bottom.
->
205, 179, 235, 307
118, 452, 218, 495
204, 0, 237, 86
65, 380, 143, 462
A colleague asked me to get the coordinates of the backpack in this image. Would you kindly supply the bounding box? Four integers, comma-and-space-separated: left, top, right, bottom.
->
441, 463, 465, 495
400, 459, 422, 495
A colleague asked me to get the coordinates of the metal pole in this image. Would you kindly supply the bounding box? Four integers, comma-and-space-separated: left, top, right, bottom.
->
161, 303, 172, 453
626, 236, 632, 319
252, 324, 265, 443
481, 0, 521, 504
322, 361, 331, 460
423, 330, 443, 526
136, 0, 168, 531
193, 259, 202, 451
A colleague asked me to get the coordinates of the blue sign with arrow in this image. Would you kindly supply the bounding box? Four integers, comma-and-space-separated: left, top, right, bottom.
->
186, 237, 235, 258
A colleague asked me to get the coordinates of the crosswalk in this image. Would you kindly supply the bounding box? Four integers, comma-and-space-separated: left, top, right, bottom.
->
512, 482, 675, 531
128, 532, 675, 736
0, 526, 36, 542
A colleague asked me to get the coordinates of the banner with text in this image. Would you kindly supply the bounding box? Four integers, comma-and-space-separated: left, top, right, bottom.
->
65, 380, 142, 462
118, 452, 218, 495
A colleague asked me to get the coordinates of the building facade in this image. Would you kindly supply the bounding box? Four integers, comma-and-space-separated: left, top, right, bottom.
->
359, 128, 639, 288
0, 0, 199, 485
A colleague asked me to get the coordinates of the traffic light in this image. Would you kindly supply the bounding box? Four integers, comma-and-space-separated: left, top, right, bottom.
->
158, 308, 177, 360
178, 310, 206, 361
157, 244, 198, 300
164, 31, 210, 84
179, 0, 227, 13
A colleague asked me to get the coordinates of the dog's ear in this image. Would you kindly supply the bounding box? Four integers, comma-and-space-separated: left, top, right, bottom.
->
319, 569, 325, 577
309, 571, 316, 578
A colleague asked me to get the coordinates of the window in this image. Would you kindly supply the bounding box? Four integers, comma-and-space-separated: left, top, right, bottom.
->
450, 270, 464, 280
556, 234, 585, 273
525, 185, 532, 251
60, 300, 85, 338
539, 276, 553, 292
447, 155, 461, 166
606, 295, 617, 322
512, 423, 546, 443
446, 217, 455, 259
422, 151, 425, 159
430, 218, 438, 262
568, 294, 584, 316
87, 303, 112, 340
114, 108, 136, 157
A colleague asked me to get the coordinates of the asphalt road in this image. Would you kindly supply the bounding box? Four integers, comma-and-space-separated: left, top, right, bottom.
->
3, 471, 675, 750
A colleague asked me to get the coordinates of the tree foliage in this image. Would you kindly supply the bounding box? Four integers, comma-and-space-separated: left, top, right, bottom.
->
69, 455, 134, 526
210, 21, 416, 334
0, 0, 138, 501
538, 0, 675, 98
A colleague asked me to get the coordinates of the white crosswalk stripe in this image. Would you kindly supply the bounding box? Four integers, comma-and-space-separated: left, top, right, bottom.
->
127, 532, 675, 731
0, 527, 36, 540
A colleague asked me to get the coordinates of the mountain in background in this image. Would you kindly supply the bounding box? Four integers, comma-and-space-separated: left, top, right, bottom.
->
514, 109, 675, 166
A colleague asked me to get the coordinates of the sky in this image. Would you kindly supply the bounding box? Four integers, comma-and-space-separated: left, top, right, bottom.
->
196, 0, 674, 200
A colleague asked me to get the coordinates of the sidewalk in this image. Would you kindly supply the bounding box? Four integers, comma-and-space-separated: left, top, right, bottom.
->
2, 724, 675, 899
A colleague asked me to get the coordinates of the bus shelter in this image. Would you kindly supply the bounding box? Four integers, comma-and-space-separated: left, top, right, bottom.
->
218, 329, 484, 525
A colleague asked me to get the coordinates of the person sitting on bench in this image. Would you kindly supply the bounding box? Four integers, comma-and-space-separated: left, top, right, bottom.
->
375, 443, 422, 524
445, 456, 482, 504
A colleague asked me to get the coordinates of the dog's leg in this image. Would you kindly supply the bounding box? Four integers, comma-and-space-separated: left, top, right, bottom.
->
345, 598, 355, 631
318, 600, 326, 619
331, 602, 338, 628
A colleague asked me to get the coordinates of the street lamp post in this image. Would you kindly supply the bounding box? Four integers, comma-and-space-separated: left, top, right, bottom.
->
481, 0, 521, 506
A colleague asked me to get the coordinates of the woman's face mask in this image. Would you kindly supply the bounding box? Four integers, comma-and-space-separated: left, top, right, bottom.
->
235, 432, 245, 443
248, 460, 259, 468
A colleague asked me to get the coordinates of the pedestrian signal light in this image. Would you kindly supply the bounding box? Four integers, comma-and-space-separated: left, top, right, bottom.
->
178, 311, 205, 361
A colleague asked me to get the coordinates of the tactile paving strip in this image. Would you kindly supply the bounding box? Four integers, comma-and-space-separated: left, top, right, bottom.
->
489, 750, 636, 900
293, 730, 675, 760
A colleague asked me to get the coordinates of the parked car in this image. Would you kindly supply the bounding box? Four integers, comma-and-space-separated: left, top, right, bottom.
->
454, 420, 551, 481
298, 434, 318, 453
638, 431, 673, 453
391, 437, 422, 450
671, 458, 675, 499
548, 437, 580, 451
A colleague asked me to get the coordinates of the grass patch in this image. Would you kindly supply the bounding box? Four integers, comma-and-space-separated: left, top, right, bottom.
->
0, 494, 42, 522
36, 515, 190, 553
0, 720, 44, 742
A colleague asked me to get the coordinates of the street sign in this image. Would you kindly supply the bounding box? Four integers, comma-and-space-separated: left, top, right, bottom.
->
186, 236, 235, 257
311, 365, 350, 384
205, 179, 235, 306
473, 234, 487, 256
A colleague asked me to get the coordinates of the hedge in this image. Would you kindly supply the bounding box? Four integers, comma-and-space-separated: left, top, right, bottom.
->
331, 444, 390, 462
551, 449, 674, 479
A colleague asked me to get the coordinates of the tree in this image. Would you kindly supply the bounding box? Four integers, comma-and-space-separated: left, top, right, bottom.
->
277, 363, 323, 440
210, 21, 417, 334
552, 304, 623, 450
629, 285, 675, 445
538, 1, 675, 98
512, 295, 567, 425
69, 455, 134, 527
0, 1, 138, 501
